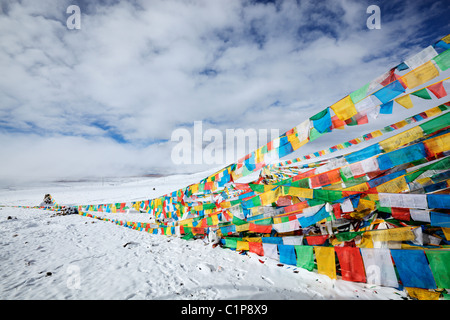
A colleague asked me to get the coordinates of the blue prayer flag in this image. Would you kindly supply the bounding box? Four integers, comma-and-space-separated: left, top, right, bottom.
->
390, 249, 436, 289
278, 244, 297, 266
374, 80, 406, 104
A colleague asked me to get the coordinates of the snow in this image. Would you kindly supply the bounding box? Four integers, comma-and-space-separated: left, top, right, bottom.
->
0, 174, 407, 300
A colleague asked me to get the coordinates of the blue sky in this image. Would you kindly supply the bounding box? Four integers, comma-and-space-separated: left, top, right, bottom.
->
0, 0, 449, 185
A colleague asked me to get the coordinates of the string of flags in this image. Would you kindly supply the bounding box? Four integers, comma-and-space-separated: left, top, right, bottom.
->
11, 34, 450, 300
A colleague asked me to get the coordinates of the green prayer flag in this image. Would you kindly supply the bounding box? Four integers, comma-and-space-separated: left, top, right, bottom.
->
224, 237, 238, 249
309, 127, 324, 142
419, 112, 450, 135
425, 250, 450, 288
335, 231, 364, 242
411, 88, 432, 100
350, 82, 370, 104
249, 184, 267, 193
254, 217, 273, 225
433, 49, 450, 71
182, 232, 194, 240
310, 108, 329, 121
232, 215, 248, 226
313, 189, 344, 202
295, 245, 315, 271
252, 196, 262, 207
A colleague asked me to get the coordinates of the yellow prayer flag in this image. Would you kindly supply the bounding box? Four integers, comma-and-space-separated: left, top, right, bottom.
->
191, 184, 199, 194
357, 233, 374, 248
291, 136, 309, 151
401, 61, 439, 89
314, 246, 337, 280
425, 106, 443, 118
236, 223, 250, 232
370, 130, 383, 138
259, 188, 280, 206
376, 176, 408, 193
236, 241, 250, 251
243, 237, 262, 243
282, 186, 314, 199
405, 287, 440, 300
211, 214, 219, 226
220, 201, 231, 208
423, 132, 450, 155
330, 95, 358, 121
442, 34, 450, 44
379, 125, 424, 153
416, 177, 433, 186
395, 94, 414, 109
342, 183, 370, 192
442, 227, 450, 240
369, 227, 416, 242
355, 199, 376, 212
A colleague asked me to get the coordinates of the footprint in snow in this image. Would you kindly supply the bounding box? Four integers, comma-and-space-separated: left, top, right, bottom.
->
196, 263, 214, 273
123, 241, 139, 248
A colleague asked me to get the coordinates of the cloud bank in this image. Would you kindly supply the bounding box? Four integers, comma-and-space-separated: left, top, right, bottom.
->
0, 0, 449, 186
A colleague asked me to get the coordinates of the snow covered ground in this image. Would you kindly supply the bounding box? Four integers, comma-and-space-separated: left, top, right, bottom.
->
0, 174, 408, 300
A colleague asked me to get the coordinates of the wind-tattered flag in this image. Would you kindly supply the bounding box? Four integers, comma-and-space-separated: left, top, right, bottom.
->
390, 249, 437, 289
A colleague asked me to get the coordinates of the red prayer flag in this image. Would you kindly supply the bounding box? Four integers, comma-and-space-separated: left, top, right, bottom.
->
391, 207, 411, 221
427, 81, 447, 99
333, 203, 342, 219
356, 114, 368, 125
306, 234, 329, 245
192, 227, 205, 235
249, 242, 264, 256
331, 115, 346, 129
249, 223, 272, 234
335, 247, 367, 283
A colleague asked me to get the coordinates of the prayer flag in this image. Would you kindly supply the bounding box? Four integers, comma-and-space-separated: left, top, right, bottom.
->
278, 244, 297, 266
314, 246, 336, 279
427, 81, 447, 99
335, 247, 366, 283
330, 95, 358, 121
390, 249, 437, 289
395, 94, 414, 109
295, 245, 315, 271
425, 250, 450, 288
402, 61, 439, 89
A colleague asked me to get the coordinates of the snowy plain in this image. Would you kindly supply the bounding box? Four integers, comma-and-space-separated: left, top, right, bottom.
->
0, 172, 408, 300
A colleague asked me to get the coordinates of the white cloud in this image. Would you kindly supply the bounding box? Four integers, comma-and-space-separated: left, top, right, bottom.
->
0, 0, 448, 185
